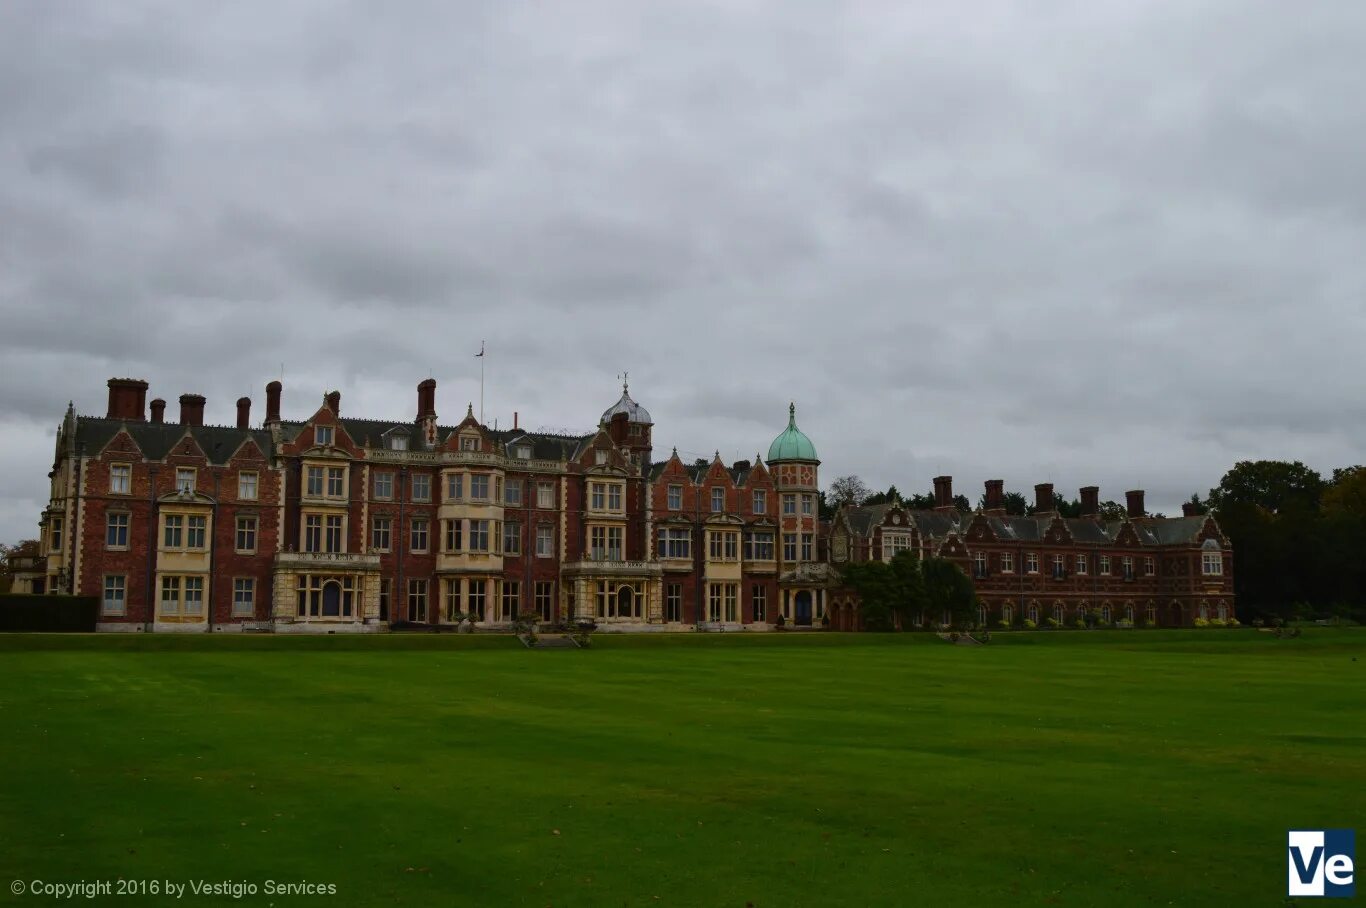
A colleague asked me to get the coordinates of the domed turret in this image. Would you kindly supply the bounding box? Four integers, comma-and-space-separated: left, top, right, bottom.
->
767, 403, 817, 462
600, 383, 652, 426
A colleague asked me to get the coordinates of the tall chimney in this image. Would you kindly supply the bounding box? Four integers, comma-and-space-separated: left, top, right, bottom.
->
984, 479, 1005, 514
513, 411, 519, 430
1080, 486, 1099, 517
325, 390, 340, 416
1126, 489, 1145, 519
933, 475, 954, 511
149, 398, 166, 424
1034, 483, 1055, 514
265, 381, 282, 425
106, 378, 149, 421
236, 397, 251, 430
179, 394, 206, 427
417, 378, 437, 420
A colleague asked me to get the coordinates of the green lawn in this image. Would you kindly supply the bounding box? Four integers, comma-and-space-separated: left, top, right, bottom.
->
0, 630, 1361, 906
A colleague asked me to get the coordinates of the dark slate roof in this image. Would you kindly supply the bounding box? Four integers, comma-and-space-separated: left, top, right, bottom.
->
985, 515, 1043, 541
1144, 517, 1208, 545
908, 510, 967, 538
845, 503, 894, 536
74, 417, 272, 465
1063, 518, 1111, 544
494, 430, 591, 462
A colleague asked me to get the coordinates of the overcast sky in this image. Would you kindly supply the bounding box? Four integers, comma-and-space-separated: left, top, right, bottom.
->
2, 1, 1364, 538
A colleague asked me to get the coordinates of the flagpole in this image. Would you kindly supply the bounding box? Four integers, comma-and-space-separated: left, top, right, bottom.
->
479, 340, 485, 425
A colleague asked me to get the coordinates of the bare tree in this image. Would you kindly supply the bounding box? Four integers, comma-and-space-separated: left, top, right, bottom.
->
828, 475, 871, 508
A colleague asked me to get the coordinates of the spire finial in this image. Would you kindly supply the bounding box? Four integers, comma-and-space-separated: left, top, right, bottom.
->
619, 370, 629, 394
466, 402, 474, 419
788, 401, 796, 426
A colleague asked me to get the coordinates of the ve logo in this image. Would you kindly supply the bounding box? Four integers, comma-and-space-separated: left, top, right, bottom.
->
1288, 830, 1355, 898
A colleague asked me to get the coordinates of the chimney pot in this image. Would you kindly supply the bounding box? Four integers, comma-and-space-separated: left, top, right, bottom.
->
933, 475, 954, 510
324, 390, 340, 416
1126, 489, 1145, 519
265, 380, 282, 424
149, 398, 166, 424
106, 378, 149, 421
236, 397, 251, 430
1080, 486, 1100, 517
179, 393, 206, 427
417, 378, 437, 420
984, 479, 1005, 513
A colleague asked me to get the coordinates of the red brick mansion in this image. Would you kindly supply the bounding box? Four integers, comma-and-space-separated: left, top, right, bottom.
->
28, 376, 1232, 632
32, 377, 831, 632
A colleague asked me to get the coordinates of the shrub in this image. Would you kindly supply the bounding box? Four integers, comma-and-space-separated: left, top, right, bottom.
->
1208, 617, 1226, 628
1227, 617, 1241, 627
997, 619, 1012, 629
1045, 617, 1061, 629
1193, 617, 1210, 628
1023, 618, 1037, 629
1116, 619, 1134, 629
1143, 619, 1157, 628
1073, 618, 1087, 630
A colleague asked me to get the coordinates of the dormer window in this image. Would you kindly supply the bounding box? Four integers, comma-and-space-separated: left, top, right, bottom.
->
460, 436, 478, 452
516, 445, 531, 459
391, 436, 408, 451
595, 450, 608, 465
316, 426, 334, 446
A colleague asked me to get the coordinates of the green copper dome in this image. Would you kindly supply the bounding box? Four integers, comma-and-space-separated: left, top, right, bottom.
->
767, 403, 818, 462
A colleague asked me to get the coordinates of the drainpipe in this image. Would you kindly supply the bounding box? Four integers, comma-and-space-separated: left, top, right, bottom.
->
145, 466, 159, 633
396, 467, 406, 625
207, 470, 219, 633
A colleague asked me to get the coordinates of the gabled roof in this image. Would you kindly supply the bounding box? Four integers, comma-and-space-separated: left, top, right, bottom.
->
74, 417, 272, 466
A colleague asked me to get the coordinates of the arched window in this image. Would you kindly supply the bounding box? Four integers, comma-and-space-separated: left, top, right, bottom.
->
1053, 602, 1064, 623
1124, 603, 1134, 623
1217, 601, 1228, 620
1002, 603, 1014, 625
1028, 603, 1039, 624
977, 604, 988, 627
1101, 604, 1112, 623
1199, 601, 1210, 620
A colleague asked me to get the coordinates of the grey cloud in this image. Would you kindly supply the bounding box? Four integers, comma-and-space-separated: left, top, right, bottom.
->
1, 1, 1365, 535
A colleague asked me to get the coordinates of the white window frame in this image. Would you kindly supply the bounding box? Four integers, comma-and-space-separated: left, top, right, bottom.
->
110, 463, 131, 495
238, 471, 259, 501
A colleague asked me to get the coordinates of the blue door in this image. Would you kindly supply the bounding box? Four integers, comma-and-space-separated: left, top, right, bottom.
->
795, 591, 813, 626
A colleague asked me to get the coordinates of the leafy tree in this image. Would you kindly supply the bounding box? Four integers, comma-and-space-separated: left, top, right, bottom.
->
1184, 493, 1209, 516
1208, 460, 1325, 514
827, 475, 871, 509
1098, 500, 1128, 520
906, 493, 935, 510
921, 557, 977, 629
838, 551, 927, 631
861, 484, 900, 507
1323, 467, 1366, 517
1002, 491, 1027, 515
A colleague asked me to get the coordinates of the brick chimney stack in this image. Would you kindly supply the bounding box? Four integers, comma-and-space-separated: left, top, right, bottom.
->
984, 479, 1005, 515
417, 378, 437, 420
179, 394, 206, 426
1126, 489, 1145, 519
325, 390, 340, 416
1182, 501, 1200, 517
1080, 486, 1100, 517
265, 381, 282, 425
933, 475, 954, 511
236, 397, 251, 429
1034, 482, 1055, 514
106, 378, 149, 421
149, 398, 166, 424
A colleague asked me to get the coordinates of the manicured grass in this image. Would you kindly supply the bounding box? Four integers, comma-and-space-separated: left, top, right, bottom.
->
0, 630, 1362, 906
